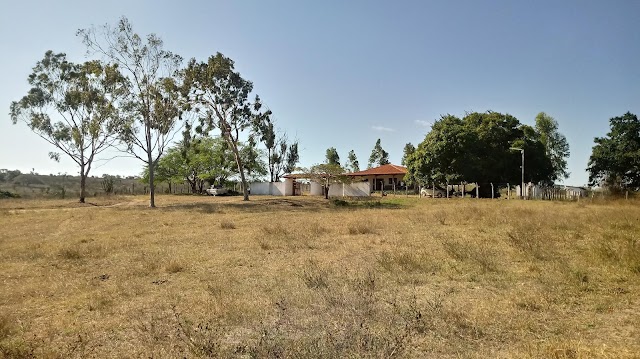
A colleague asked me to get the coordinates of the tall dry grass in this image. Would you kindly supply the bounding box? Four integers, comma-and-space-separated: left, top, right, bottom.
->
0, 194, 639, 358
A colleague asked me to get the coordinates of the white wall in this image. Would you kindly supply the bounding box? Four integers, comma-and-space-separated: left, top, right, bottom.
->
310, 181, 323, 195
284, 178, 294, 196
328, 182, 371, 197
250, 182, 272, 195
249, 181, 292, 196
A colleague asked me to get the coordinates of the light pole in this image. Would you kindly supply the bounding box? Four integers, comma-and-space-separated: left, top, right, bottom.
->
510, 147, 524, 199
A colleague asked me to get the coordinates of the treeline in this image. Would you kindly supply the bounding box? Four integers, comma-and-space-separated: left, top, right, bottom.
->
10, 17, 298, 206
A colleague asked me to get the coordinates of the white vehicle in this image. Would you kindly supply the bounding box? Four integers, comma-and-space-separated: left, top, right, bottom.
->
205, 186, 228, 196
421, 187, 446, 198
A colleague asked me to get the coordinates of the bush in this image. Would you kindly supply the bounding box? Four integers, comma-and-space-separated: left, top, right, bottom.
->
0, 191, 20, 199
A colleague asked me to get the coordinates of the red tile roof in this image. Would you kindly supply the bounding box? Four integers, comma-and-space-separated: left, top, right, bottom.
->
347, 164, 407, 177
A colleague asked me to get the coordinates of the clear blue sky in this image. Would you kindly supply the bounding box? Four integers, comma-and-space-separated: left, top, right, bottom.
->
1, 0, 638, 185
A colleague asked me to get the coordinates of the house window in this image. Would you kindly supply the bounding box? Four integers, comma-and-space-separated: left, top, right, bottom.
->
388, 178, 394, 185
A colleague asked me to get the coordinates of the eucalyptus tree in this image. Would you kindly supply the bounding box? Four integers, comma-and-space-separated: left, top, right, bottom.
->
325, 147, 340, 166
10, 51, 126, 203
368, 139, 390, 168
183, 52, 270, 201
401, 143, 415, 166
535, 112, 570, 183
78, 17, 184, 207
346, 150, 360, 172
254, 116, 300, 182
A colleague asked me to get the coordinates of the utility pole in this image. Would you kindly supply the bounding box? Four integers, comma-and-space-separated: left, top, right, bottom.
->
510, 147, 525, 199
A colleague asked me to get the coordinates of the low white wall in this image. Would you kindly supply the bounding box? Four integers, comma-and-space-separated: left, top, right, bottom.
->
310, 181, 323, 196
250, 182, 272, 195
249, 181, 293, 196
328, 182, 371, 197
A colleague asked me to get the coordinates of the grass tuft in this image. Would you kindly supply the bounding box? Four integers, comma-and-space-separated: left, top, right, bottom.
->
219, 220, 235, 229
58, 247, 82, 260
165, 261, 184, 274
347, 222, 376, 235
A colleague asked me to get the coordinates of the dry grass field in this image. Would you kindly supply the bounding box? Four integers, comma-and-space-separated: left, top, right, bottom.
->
0, 194, 639, 358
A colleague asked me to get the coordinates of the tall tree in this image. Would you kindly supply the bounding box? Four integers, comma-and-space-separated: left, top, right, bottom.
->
10, 51, 126, 203
535, 112, 570, 183
283, 141, 300, 177
325, 147, 340, 165
346, 150, 360, 172
368, 139, 390, 168
254, 116, 299, 182
184, 53, 268, 201
78, 17, 184, 208
587, 112, 640, 190
401, 143, 415, 166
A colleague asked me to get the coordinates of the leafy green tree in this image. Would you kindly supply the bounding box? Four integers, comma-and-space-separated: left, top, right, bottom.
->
368, 139, 390, 168
184, 53, 269, 201
346, 150, 360, 172
143, 136, 265, 193
10, 51, 126, 203
78, 17, 184, 208
406, 111, 553, 197
587, 112, 640, 190
535, 112, 570, 183
325, 147, 340, 165
401, 143, 415, 166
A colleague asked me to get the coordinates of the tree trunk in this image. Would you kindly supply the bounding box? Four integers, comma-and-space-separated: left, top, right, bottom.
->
188, 177, 197, 194
79, 164, 86, 203
324, 179, 329, 200
148, 159, 156, 208
229, 139, 249, 201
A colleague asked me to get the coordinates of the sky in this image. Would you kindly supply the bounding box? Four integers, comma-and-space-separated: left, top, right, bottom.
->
1, 0, 638, 186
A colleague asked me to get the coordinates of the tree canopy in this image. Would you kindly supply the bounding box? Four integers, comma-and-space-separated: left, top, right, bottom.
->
325, 147, 340, 166
368, 139, 390, 168
78, 17, 184, 207
253, 116, 299, 182
535, 112, 570, 183
10, 51, 127, 203
143, 136, 266, 192
184, 52, 271, 201
401, 143, 415, 166
587, 112, 640, 191
405, 111, 555, 196
346, 150, 360, 172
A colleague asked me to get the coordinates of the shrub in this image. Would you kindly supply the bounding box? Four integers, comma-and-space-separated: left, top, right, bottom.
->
0, 191, 20, 199
220, 220, 235, 230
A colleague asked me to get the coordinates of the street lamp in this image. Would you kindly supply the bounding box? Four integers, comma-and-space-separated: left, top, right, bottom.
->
510, 147, 524, 199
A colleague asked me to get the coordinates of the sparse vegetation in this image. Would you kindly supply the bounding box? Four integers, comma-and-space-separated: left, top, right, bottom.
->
220, 220, 236, 230
0, 195, 639, 357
